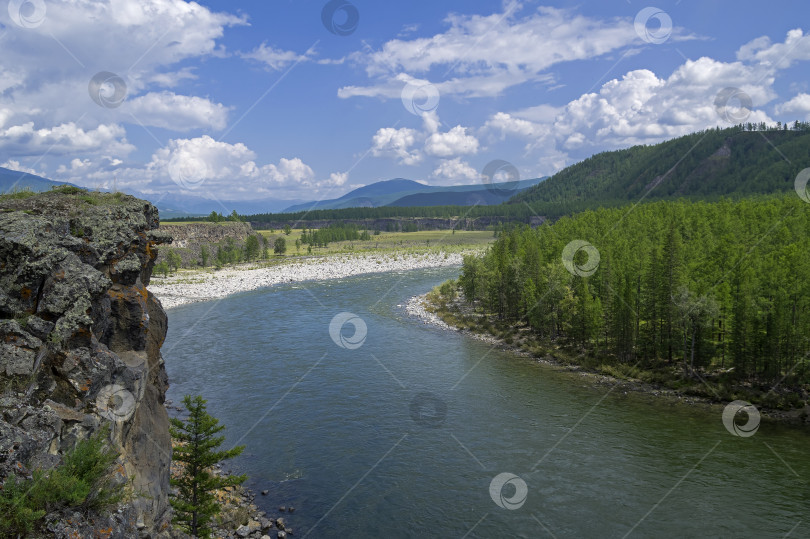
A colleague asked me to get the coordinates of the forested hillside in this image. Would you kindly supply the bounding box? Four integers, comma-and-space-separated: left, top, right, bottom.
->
456, 195, 810, 401
511, 124, 810, 206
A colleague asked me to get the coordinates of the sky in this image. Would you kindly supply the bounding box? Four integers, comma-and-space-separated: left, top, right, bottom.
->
1, 0, 809, 205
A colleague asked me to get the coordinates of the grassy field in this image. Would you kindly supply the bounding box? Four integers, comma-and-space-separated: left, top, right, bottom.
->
255, 229, 494, 257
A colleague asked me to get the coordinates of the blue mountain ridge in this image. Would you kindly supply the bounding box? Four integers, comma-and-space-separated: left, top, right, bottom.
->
0, 167, 546, 216
283, 177, 546, 212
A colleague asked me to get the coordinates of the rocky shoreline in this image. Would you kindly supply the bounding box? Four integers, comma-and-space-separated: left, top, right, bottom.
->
207, 469, 297, 539
406, 294, 810, 426
165, 400, 297, 539
152, 252, 467, 310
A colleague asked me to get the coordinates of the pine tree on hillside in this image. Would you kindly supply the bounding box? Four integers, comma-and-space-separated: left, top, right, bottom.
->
170, 395, 246, 538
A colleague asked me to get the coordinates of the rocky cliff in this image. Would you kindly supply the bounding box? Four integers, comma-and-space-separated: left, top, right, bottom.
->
0, 189, 174, 536
160, 222, 252, 248
156, 221, 253, 268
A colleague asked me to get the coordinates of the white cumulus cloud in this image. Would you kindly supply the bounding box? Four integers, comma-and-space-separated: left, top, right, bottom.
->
0, 0, 243, 158
425, 126, 480, 157
123, 92, 230, 131
775, 93, 810, 120
371, 127, 422, 165
0, 121, 134, 157
432, 157, 479, 184
340, 5, 695, 100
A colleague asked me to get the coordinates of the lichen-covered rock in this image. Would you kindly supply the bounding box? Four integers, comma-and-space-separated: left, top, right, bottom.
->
0, 189, 173, 537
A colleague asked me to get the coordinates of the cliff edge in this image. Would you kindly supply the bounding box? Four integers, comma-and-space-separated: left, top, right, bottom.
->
0, 189, 174, 537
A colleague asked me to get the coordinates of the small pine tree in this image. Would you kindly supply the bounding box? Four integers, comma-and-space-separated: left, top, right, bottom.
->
170, 395, 246, 538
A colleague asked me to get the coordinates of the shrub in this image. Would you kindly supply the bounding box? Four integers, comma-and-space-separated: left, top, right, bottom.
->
0, 187, 36, 200
50, 185, 86, 195
0, 426, 127, 536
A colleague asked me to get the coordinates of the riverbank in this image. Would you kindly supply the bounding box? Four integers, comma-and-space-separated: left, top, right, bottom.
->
165, 402, 298, 539
151, 251, 470, 310
408, 290, 810, 427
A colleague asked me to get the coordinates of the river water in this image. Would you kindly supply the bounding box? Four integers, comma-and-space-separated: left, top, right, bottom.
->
163, 267, 810, 538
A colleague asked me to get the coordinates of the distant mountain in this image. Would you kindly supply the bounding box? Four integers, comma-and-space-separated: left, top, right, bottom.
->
283, 178, 424, 212
511, 126, 810, 207
0, 167, 74, 193
0, 167, 304, 218
285, 177, 545, 212
126, 191, 307, 218
336, 178, 426, 198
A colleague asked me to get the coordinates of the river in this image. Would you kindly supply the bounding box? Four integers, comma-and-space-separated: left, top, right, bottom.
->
163, 267, 810, 538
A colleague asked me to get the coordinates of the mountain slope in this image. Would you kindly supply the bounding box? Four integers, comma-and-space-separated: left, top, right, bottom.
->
0, 167, 73, 192
286, 177, 545, 212
511, 126, 810, 206
283, 178, 424, 211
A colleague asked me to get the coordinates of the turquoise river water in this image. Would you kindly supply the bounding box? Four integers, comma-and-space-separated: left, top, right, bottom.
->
163, 267, 810, 538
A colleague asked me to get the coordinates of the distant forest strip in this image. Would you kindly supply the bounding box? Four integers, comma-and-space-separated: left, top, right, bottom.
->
239, 202, 534, 223
456, 194, 810, 396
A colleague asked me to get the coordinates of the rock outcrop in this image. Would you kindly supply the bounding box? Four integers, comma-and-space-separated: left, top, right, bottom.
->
160, 221, 252, 248
0, 189, 174, 537
155, 221, 254, 269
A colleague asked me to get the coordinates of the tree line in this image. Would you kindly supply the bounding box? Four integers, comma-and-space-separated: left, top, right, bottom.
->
457, 195, 810, 388
300, 223, 371, 247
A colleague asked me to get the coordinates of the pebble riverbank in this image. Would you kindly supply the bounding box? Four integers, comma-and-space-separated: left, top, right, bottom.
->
405, 293, 500, 345
151, 252, 468, 310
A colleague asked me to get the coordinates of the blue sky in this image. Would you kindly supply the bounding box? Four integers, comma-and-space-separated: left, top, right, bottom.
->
1, 0, 809, 204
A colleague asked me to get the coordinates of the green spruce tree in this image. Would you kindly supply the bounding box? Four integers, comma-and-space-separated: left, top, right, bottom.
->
170, 395, 246, 538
